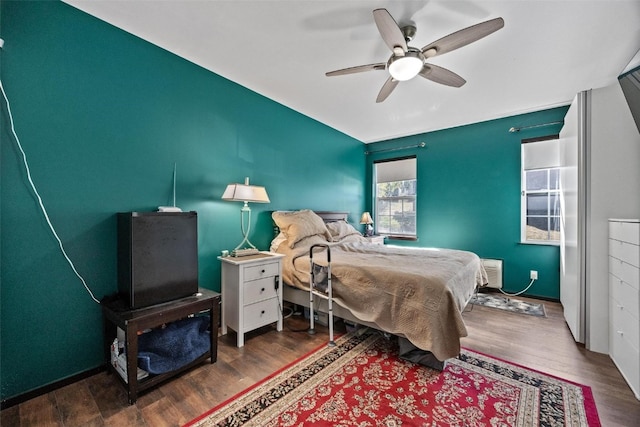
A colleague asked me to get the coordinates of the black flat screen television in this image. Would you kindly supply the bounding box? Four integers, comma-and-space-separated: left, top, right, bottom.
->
117, 211, 199, 309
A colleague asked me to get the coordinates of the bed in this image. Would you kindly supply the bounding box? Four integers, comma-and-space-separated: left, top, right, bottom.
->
271, 209, 487, 363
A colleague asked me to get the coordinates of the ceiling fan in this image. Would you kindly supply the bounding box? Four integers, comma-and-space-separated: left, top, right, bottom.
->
326, 9, 504, 103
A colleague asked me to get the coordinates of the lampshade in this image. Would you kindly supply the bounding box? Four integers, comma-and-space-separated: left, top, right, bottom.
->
221, 177, 270, 203
388, 50, 423, 81
360, 212, 373, 225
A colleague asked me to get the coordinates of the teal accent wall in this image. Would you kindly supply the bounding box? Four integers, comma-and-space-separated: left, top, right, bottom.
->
1, 0, 570, 404
0, 1, 364, 400
366, 107, 569, 300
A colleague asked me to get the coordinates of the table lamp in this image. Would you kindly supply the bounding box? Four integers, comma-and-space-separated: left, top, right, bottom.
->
360, 211, 374, 237
222, 177, 270, 256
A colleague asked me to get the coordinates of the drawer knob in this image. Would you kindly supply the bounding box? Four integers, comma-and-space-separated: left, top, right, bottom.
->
261, 269, 266, 273
617, 330, 624, 336
261, 310, 265, 315
617, 304, 624, 310
261, 287, 265, 292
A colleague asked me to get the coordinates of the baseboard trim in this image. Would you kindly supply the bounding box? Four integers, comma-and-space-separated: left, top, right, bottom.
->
1, 365, 106, 410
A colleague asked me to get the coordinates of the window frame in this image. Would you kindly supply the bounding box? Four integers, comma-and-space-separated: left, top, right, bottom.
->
373, 156, 417, 239
520, 135, 561, 245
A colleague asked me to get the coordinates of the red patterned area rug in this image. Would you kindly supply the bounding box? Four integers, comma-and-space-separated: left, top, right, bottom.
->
185, 331, 600, 426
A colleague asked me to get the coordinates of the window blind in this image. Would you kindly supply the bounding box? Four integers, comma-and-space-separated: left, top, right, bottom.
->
522, 137, 560, 170
375, 157, 416, 183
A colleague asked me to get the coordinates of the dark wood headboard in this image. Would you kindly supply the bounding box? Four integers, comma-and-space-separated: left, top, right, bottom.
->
314, 211, 349, 222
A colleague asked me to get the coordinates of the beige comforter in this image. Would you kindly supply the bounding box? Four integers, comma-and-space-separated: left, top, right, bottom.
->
277, 236, 487, 361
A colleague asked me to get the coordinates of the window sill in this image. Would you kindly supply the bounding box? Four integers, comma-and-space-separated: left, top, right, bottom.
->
384, 235, 418, 241
519, 240, 560, 247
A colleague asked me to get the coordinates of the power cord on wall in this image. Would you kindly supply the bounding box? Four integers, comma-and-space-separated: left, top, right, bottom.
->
499, 278, 536, 297
1, 79, 100, 304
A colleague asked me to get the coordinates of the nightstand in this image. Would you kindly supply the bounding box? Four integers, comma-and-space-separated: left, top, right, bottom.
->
364, 235, 385, 245
218, 251, 284, 347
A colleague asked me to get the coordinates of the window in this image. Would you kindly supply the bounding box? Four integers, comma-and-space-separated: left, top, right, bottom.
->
523, 168, 560, 242
521, 136, 560, 243
374, 157, 417, 237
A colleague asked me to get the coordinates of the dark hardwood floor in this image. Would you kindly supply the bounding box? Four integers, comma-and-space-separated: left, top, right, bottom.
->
2, 295, 639, 426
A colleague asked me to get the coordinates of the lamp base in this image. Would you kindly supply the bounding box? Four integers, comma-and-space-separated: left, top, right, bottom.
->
231, 204, 260, 256
231, 248, 260, 257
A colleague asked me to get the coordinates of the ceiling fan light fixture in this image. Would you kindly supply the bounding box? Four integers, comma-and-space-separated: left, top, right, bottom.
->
388, 50, 423, 81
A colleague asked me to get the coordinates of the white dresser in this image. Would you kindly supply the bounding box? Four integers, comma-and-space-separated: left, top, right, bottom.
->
219, 252, 284, 347
608, 219, 640, 399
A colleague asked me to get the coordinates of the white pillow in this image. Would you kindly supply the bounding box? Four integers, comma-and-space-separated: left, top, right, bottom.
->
272, 210, 332, 248
270, 232, 288, 252
326, 221, 362, 241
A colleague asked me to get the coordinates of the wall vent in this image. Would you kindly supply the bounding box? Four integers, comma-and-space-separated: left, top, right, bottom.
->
482, 258, 503, 289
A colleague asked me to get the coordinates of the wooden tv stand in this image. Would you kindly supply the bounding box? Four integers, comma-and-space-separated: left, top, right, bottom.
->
102, 288, 220, 404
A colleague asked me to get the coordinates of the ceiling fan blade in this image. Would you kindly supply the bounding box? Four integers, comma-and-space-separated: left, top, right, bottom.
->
421, 17, 504, 58
326, 63, 386, 77
419, 64, 466, 87
376, 76, 399, 103
373, 8, 408, 52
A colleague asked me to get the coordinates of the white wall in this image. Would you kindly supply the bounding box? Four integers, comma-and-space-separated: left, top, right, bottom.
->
587, 82, 640, 352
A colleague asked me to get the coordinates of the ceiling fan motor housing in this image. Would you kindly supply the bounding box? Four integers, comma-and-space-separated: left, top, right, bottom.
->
402, 25, 417, 42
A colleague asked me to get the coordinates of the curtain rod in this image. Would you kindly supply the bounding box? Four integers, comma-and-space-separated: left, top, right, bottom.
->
365, 141, 425, 155
508, 121, 563, 133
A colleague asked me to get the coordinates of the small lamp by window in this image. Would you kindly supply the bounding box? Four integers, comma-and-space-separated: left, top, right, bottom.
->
360, 212, 374, 237
222, 177, 270, 256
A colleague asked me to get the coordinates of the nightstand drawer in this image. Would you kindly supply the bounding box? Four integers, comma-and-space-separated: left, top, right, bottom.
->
243, 298, 279, 331
244, 262, 280, 281
244, 277, 278, 305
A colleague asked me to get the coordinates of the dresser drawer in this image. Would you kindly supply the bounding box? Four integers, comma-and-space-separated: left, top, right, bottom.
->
610, 326, 640, 396
244, 277, 278, 305
610, 256, 640, 290
610, 273, 639, 320
611, 300, 639, 352
610, 220, 640, 245
243, 298, 279, 331
244, 262, 280, 282
609, 239, 640, 268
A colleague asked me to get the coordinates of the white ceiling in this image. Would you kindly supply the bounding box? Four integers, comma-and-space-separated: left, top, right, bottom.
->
63, 1, 640, 143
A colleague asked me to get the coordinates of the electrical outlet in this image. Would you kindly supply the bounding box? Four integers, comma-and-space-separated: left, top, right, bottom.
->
530, 270, 538, 280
